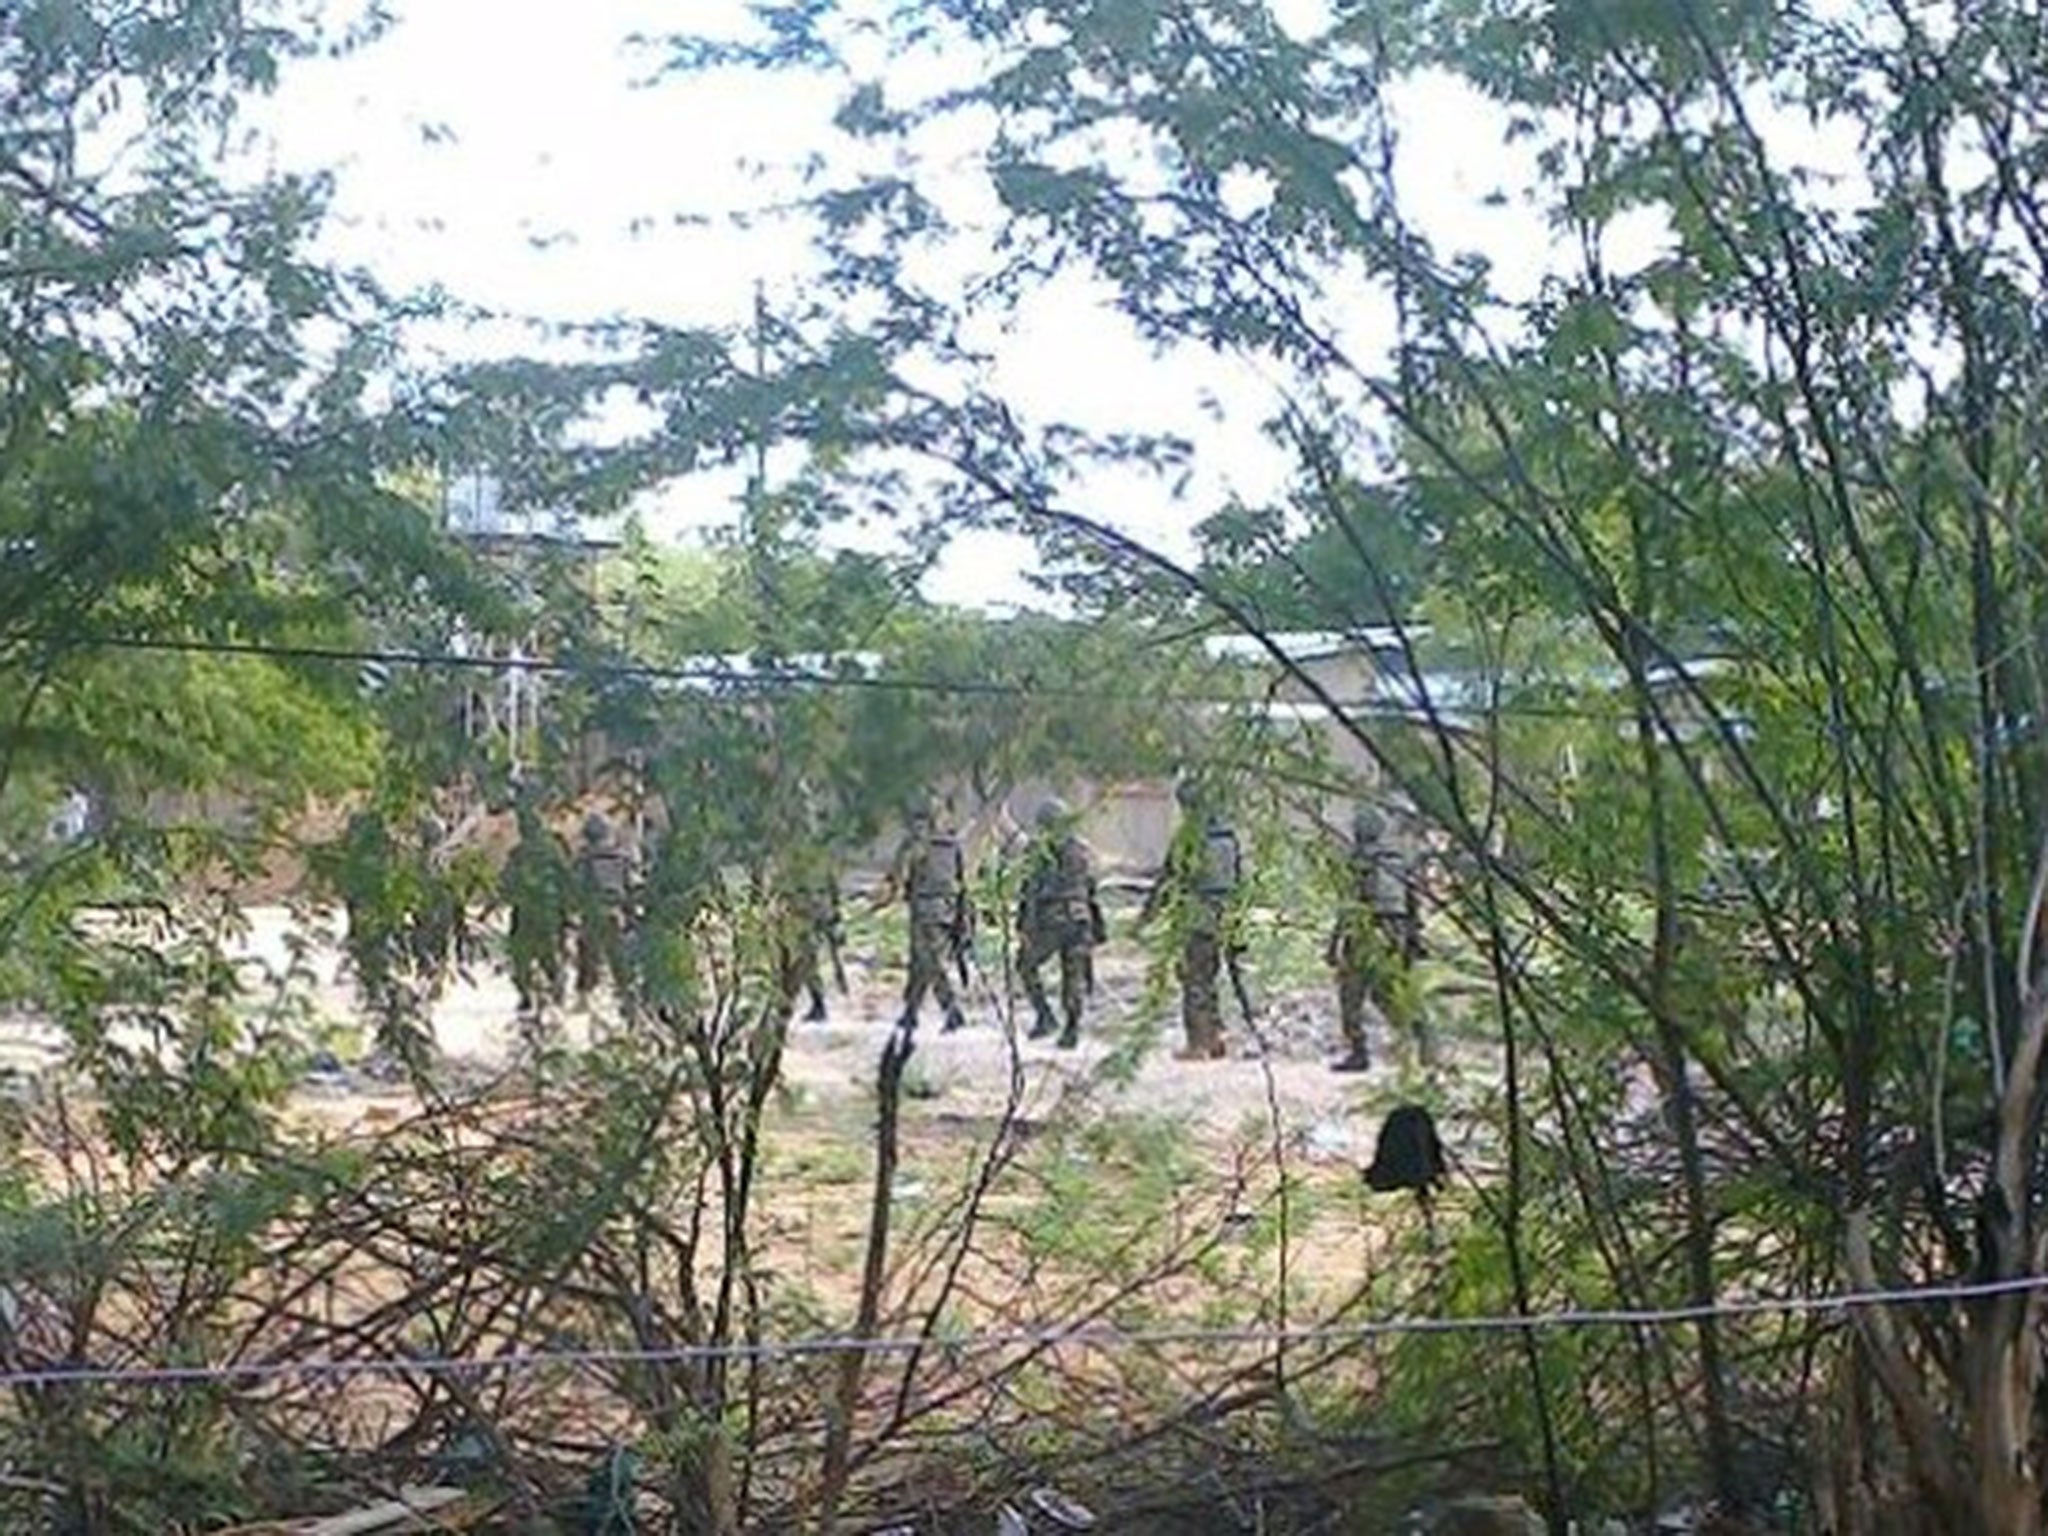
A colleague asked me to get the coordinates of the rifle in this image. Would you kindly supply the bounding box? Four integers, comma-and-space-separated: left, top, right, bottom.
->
1000, 898, 1017, 1021
825, 920, 850, 996
951, 893, 975, 990
1222, 942, 1258, 1029
954, 918, 1016, 1032
1084, 895, 1107, 998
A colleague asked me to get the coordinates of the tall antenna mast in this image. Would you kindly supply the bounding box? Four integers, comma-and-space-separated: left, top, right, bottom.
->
748, 281, 776, 656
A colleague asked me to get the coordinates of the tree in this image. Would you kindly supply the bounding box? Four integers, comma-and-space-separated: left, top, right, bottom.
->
1194, 479, 1432, 634
0, 9, 520, 1522
0, 5, 1333, 1529
647, 0, 2048, 1528
0, 0, 494, 1066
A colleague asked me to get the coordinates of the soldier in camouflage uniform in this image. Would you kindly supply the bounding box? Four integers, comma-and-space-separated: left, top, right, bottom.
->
574, 810, 634, 1014
1327, 801, 1425, 1072
1141, 780, 1242, 1061
783, 785, 848, 1024
788, 861, 843, 1024
885, 796, 969, 1035
1017, 797, 1104, 1049
503, 793, 570, 1022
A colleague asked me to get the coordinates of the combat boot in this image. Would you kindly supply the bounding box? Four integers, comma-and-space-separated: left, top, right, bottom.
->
941, 1006, 967, 1034
1057, 1016, 1080, 1050
1329, 1050, 1372, 1074
1028, 1009, 1059, 1040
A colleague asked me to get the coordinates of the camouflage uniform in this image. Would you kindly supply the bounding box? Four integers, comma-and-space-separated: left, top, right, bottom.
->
337, 808, 400, 1013
504, 800, 570, 1019
1328, 802, 1426, 1071
410, 809, 468, 976
789, 867, 842, 1023
1017, 799, 1103, 1049
1146, 787, 1241, 1060
894, 805, 968, 1034
574, 812, 634, 1013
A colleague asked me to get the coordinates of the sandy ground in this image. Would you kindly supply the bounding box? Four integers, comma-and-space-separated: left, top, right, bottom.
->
0, 904, 1499, 1354
0, 903, 1486, 1174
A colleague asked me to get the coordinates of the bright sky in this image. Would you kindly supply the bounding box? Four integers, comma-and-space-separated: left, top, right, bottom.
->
255, 1, 1561, 611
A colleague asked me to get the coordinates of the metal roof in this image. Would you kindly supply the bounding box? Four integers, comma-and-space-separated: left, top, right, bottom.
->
644, 652, 885, 694
1199, 628, 1428, 664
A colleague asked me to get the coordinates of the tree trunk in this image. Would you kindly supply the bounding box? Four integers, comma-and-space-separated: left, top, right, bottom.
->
673, 1426, 742, 1536
1629, 659, 1741, 1514
817, 1024, 913, 1533
1966, 1305, 2040, 1536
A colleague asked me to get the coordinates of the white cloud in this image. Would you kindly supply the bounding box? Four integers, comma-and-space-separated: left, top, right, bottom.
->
249, 2, 1536, 608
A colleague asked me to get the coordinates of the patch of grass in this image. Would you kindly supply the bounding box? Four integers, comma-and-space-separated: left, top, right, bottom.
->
311, 1017, 367, 1061
840, 903, 904, 970
783, 1141, 868, 1186
1241, 907, 1337, 993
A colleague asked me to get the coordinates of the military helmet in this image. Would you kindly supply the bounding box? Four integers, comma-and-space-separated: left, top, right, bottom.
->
582, 811, 612, 846
1352, 802, 1386, 843
1174, 776, 1203, 811
903, 792, 934, 826
1035, 795, 1070, 829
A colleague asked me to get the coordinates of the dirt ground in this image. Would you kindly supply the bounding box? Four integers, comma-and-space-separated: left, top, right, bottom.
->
0, 902, 1480, 1321
193, 903, 1466, 1132
0, 898, 1506, 1536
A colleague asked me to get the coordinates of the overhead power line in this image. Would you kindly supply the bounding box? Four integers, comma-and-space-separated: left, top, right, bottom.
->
0, 1271, 2039, 1391
17, 631, 1638, 723
37, 632, 1024, 696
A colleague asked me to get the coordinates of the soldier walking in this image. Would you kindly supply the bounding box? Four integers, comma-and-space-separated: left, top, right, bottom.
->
503, 793, 571, 1023
1328, 801, 1427, 1072
882, 795, 969, 1035
769, 784, 845, 1024
789, 860, 844, 1023
574, 810, 634, 1016
1141, 779, 1243, 1061
1017, 797, 1104, 1049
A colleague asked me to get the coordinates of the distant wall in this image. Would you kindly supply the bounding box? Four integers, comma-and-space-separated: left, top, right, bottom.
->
839, 740, 1384, 888
1275, 650, 1377, 707
148, 638, 1407, 896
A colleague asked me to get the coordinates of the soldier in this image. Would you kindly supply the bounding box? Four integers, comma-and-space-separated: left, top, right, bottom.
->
503, 794, 570, 1022
1140, 779, 1242, 1061
408, 807, 466, 977
574, 810, 634, 1014
770, 785, 847, 1025
1328, 800, 1425, 1072
881, 795, 969, 1034
788, 858, 845, 1024
336, 806, 400, 1014
1016, 797, 1105, 1049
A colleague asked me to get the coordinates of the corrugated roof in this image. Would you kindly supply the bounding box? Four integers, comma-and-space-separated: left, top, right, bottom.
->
645, 652, 885, 693
1200, 628, 1427, 664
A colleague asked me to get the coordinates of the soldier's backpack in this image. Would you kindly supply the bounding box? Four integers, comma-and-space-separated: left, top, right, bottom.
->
585, 847, 630, 901
1052, 835, 1095, 904
911, 832, 963, 904
1195, 822, 1241, 898
1369, 850, 1410, 917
